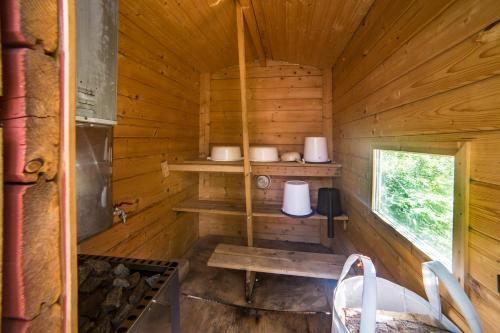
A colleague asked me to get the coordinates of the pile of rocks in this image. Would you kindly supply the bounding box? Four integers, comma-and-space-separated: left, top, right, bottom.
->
78, 259, 160, 333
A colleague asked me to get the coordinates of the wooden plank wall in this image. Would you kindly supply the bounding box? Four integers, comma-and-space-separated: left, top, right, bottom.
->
331, 0, 500, 331
79, 2, 201, 260
201, 61, 333, 243
211, 61, 324, 152
1, 0, 63, 331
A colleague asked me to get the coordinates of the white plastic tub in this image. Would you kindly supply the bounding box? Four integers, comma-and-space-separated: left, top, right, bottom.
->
209, 146, 243, 161
249, 146, 279, 162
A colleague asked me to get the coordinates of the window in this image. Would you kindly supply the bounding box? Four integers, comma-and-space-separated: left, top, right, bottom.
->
372, 149, 455, 269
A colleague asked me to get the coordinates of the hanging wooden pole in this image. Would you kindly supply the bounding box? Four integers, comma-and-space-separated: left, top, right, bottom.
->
236, 3, 253, 247
236, 2, 256, 301
237, 0, 266, 67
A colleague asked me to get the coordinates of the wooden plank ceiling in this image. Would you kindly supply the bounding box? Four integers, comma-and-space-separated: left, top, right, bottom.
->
123, 0, 374, 71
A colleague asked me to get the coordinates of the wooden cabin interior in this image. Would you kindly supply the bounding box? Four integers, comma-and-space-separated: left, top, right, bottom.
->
0, 0, 499, 332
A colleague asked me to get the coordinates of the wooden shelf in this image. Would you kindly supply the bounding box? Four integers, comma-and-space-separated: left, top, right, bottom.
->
169, 160, 342, 177
208, 244, 346, 279
173, 199, 349, 222
170, 160, 244, 173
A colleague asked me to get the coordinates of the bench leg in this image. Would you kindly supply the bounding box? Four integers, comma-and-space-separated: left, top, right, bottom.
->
245, 270, 256, 303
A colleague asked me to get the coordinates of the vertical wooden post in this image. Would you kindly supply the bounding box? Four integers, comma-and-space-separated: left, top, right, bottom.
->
322, 67, 333, 161
453, 142, 470, 288
236, 3, 254, 247
320, 68, 334, 248
199, 73, 211, 236
237, 0, 266, 67
236, 2, 256, 301
199, 73, 211, 160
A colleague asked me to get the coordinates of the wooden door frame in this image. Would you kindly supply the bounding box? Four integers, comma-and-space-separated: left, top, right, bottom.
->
59, 0, 78, 331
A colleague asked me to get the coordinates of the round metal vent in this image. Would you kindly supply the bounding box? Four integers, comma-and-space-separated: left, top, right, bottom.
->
256, 175, 272, 189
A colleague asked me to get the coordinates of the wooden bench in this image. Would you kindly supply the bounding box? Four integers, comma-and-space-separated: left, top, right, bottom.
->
208, 244, 346, 279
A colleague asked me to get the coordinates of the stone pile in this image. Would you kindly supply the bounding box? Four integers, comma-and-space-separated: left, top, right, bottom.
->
78, 259, 160, 333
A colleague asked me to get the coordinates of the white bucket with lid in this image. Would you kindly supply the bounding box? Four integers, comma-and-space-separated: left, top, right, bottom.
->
281, 180, 313, 217
303, 137, 329, 163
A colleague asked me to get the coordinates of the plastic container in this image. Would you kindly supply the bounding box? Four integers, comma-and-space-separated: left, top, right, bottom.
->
249, 146, 280, 162
303, 137, 329, 163
209, 146, 243, 161
280, 152, 301, 162
281, 180, 313, 217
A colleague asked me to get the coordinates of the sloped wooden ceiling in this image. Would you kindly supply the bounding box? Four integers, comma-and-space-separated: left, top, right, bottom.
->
252, 0, 374, 68
120, 0, 374, 71
120, 0, 241, 71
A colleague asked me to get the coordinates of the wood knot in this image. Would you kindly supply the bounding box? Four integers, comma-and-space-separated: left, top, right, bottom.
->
476, 20, 500, 43
24, 158, 44, 174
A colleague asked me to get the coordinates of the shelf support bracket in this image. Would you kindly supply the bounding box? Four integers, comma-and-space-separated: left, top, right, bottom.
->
245, 270, 256, 303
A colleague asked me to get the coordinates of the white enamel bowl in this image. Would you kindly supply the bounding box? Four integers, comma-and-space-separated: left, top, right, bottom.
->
281, 151, 301, 162
249, 146, 280, 162
209, 146, 243, 161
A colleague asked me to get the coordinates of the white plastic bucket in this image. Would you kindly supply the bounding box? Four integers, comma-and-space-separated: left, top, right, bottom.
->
304, 137, 329, 163
249, 146, 279, 162
209, 146, 242, 161
281, 180, 313, 217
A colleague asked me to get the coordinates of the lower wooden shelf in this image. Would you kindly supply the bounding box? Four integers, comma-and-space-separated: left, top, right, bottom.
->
172, 199, 349, 224
208, 243, 346, 279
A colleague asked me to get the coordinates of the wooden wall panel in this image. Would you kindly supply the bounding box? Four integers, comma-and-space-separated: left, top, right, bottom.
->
1, 0, 58, 52
1, 49, 60, 182
3, 182, 61, 319
332, 1, 500, 331
0, 0, 62, 329
201, 61, 334, 243
210, 60, 324, 152
334, 0, 500, 113
200, 174, 330, 243
80, 1, 200, 261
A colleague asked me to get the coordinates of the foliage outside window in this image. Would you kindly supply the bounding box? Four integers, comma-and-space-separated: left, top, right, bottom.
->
372, 149, 455, 269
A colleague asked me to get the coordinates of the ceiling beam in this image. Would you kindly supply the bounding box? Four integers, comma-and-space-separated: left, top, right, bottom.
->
238, 0, 266, 67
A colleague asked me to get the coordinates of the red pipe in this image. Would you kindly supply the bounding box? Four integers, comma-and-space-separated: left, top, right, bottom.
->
1, 49, 30, 183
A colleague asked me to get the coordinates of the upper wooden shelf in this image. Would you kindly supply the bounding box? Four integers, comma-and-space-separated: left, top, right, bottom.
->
172, 199, 349, 223
169, 160, 342, 177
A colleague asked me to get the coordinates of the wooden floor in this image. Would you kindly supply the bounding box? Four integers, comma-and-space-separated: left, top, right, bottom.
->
179, 236, 335, 332
180, 296, 331, 333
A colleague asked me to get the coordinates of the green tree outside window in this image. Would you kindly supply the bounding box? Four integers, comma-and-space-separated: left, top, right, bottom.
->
374, 150, 454, 268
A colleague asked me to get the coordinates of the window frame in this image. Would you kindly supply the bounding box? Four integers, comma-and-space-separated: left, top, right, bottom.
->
370, 142, 470, 286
